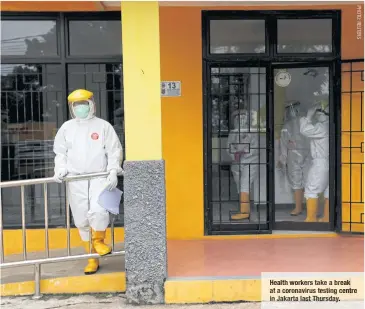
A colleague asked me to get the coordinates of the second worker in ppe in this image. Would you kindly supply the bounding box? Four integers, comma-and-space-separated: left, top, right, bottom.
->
227, 109, 259, 220
277, 100, 310, 216
300, 100, 330, 222
53, 89, 123, 275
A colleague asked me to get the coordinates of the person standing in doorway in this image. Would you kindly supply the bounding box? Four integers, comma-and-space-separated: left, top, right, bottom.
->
227, 109, 259, 220
53, 89, 124, 275
277, 100, 310, 216
300, 100, 330, 222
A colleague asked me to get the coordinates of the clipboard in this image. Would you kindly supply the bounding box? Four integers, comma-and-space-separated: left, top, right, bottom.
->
97, 187, 123, 215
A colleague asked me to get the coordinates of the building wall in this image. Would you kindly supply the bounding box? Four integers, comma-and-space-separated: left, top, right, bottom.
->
1, 4, 363, 254
160, 4, 364, 239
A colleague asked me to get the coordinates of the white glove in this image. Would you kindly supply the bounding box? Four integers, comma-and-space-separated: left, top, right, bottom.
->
105, 170, 118, 191
306, 107, 317, 120
54, 168, 67, 183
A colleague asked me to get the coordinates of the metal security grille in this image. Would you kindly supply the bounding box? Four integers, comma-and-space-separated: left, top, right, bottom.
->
340, 59, 364, 233
1, 64, 65, 228
207, 65, 270, 234
1, 63, 124, 228
1, 12, 124, 229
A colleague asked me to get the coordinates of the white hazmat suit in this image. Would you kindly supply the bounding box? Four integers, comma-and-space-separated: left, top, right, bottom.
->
53, 89, 123, 274
300, 102, 329, 222
278, 101, 310, 215
227, 109, 259, 220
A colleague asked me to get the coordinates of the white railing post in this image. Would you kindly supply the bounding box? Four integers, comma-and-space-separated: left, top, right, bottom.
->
20, 185, 27, 260
65, 181, 71, 256
44, 183, 49, 258
33, 263, 41, 299
0, 189, 4, 263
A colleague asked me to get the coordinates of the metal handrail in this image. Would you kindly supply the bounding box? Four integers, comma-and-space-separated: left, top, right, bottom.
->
0, 171, 125, 298
0, 171, 111, 188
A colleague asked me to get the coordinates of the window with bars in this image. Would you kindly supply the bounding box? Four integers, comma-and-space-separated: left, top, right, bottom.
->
1, 13, 124, 228
340, 59, 364, 233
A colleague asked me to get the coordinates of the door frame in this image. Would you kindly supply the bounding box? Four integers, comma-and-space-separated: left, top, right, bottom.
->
203, 61, 273, 235
202, 9, 341, 235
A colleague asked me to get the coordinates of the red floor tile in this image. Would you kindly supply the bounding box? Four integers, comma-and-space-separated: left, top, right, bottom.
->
167, 236, 364, 277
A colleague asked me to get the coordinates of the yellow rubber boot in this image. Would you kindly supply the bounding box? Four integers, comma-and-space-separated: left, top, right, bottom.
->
231, 192, 250, 220
92, 230, 111, 256
304, 198, 318, 222
83, 242, 99, 275
319, 198, 329, 222
291, 189, 304, 216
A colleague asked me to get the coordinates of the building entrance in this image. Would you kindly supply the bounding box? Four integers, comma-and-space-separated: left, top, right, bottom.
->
272, 64, 333, 231
203, 10, 341, 234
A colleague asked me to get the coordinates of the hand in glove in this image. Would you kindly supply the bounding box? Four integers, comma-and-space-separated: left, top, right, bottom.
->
105, 170, 118, 191
306, 107, 317, 120
54, 168, 67, 183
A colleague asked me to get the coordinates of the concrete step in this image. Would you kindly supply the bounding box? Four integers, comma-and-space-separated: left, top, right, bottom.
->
1, 243, 125, 284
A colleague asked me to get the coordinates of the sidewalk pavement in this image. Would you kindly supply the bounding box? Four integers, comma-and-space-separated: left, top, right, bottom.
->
1, 294, 260, 309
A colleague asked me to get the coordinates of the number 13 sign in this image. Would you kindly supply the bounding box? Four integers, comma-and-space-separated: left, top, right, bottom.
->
161, 81, 181, 97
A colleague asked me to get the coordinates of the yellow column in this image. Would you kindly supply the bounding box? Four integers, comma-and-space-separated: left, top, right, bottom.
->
121, 3, 167, 304
121, 1, 162, 161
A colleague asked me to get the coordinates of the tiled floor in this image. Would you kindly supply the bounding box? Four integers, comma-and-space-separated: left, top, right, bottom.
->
2, 236, 363, 283
167, 236, 364, 277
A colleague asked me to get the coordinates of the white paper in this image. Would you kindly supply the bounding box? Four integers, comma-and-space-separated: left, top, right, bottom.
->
97, 188, 123, 215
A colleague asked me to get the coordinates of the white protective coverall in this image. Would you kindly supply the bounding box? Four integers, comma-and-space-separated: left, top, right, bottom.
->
227, 110, 260, 195
279, 101, 310, 191
300, 104, 329, 200
53, 93, 123, 242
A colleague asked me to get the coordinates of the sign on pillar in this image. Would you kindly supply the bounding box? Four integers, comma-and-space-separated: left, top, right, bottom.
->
161, 81, 181, 97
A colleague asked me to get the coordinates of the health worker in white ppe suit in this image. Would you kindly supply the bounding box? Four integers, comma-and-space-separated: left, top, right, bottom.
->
227, 109, 259, 220
300, 100, 330, 223
53, 89, 123, 275
277, 100, 310, 216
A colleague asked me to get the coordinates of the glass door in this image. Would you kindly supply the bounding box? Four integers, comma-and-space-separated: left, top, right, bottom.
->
272, 65, 332, 231
206, 65, 272, 234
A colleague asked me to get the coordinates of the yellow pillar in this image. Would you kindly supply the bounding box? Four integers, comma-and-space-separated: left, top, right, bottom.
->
121, 2, 167, 304
121, 1, 162, 161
